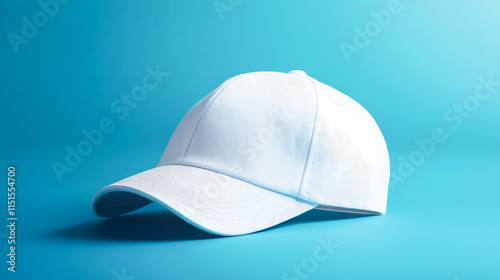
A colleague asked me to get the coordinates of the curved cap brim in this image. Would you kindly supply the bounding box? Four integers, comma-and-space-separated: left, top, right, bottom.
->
91, 165, 317, 236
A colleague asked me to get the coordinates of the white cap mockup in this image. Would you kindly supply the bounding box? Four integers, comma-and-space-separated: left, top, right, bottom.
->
91, 70, 390, 236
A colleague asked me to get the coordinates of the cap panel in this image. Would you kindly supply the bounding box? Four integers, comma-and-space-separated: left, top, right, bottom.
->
158, 75, 244, 166
182, 72, 316, 197
157, 95, 211, 165
298, 78, 390, 213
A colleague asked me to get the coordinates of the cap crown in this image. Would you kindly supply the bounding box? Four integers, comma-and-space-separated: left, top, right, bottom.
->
158, 71, 389, 213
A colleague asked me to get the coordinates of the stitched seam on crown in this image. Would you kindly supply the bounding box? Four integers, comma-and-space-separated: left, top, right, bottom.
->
291, 77, 314, 193
305, 122, 322, 192
183, 74, 247, 162
181, 75, 243, 163
295, 76, 319, 197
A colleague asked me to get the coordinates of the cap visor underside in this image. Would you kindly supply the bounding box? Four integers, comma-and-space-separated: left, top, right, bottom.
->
91, 165, 317, 236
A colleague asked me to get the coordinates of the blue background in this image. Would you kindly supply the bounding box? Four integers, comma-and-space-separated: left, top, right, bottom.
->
1, 0, 499, 279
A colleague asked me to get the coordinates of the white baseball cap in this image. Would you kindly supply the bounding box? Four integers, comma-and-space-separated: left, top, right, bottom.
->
92, 70, 390, 236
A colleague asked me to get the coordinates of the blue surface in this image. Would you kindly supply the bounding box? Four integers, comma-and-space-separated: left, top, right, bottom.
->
1, 0, 499, 279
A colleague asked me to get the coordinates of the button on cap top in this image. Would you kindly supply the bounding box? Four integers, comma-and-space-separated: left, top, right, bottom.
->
289, 70, 307, 76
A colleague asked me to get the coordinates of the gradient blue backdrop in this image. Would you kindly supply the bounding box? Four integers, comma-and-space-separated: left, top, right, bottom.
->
1, 0, 499, 279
